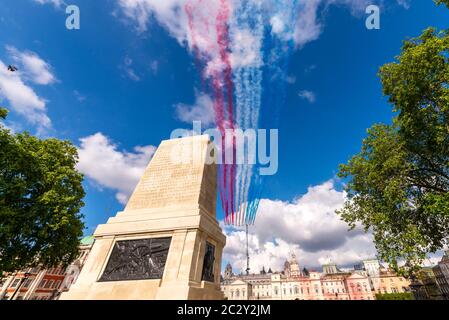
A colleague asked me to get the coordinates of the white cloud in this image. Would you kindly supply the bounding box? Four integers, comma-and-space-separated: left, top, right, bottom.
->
7, 46, 57, 85
73, 90, 86, 102
396, 0, 410, 9
120, 55, 141, 82
77, 133, 156, 204
33, 0, 65, 8
230, 29, 263, 69
298, 90, 316, 103
0, 59, 51, 131
117, 0, 188, 36
293, 0, 323, 47
115, 0, 413, 53
286, 76, 297, 84
174, 92, 215, 126
115, 0, 408, 52
150, 60, 159, 75
223, 180, 377, 274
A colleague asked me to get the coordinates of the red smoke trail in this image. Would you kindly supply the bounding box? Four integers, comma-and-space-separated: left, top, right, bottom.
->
184, 0, 236, 223
185, 0, 225, 218
216, 0, 236, 224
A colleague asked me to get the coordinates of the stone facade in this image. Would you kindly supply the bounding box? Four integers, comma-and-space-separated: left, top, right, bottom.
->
410, 267, 445, 300
60, 135, 226, 300
370, 270, 411, 295
221, 279, 252, 300
221, 256, 377, 300
438, 251, 449, 287
433, 264, 449, 299
0, 236, 93, 300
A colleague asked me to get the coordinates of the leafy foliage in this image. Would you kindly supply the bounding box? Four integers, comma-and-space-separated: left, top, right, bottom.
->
0, 109, 85, 274
435, 0, 449, 9
0, 108, 7, 120
338, 25, 449, 275
375, 292, 414, 300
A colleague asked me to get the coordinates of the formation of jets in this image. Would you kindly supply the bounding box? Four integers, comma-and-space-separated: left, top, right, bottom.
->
7, 65, 18, 72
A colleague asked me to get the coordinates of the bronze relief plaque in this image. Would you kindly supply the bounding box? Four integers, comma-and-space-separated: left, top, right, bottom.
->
99, 237, 171, 282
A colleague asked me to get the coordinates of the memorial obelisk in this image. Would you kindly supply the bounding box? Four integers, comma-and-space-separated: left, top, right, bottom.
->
60, 135, 226, 300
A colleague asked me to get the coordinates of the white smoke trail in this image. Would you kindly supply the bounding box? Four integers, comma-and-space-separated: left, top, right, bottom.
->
230, 0, 264, 225
230, 0, 302, 225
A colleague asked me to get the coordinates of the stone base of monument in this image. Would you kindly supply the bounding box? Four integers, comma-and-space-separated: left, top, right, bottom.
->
60, 135, 226, 300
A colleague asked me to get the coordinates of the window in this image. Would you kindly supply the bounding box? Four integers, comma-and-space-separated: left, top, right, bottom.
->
45, 280, 54, 289
10, 279, 20, 288
39, 280, 47, 288
23, 278, 33, 288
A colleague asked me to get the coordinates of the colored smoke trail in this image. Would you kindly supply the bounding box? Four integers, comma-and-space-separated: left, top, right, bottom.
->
183, 0, 302, 226
185, 0, 236, 222
230, 0, 301, 226
230, 0, 264, 226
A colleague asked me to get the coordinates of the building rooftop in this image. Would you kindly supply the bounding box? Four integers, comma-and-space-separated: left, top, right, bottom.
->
80, 235, 95, 246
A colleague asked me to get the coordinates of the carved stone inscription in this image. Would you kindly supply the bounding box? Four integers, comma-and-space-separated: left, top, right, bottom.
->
201, 241, 215, 282
99, 237, 171, 282
126, 143, 204, 210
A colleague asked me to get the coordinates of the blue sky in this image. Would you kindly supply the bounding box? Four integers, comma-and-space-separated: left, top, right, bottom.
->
0, 0, 448, 271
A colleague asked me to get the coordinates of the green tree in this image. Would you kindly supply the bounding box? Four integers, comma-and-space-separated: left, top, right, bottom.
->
0, 109, 85, 274
375, 292, 414, 300
436, 0, 449, 9
0, 108, 7, 120
338, 7, 449, 275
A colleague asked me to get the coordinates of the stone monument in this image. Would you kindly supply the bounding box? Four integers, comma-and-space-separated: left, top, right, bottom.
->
60, 135, 226, 300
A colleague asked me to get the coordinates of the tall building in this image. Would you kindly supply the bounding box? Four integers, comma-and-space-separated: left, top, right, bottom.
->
221, 279, 252, 300
432, 264, 449, 299
362, 259, 381, 277
438, 250, 449, 284
223, 263, 233, 280
0, 266, 66, 300
221, 256, 375, 300
410, 267, 445, 300
288, 254, 302, 277
59, 235, 95, 295
321, 273, 351, 300
0, 235, 94, 300
322, 263, 339, 275
346, 273, 373, 300
370, 270, 410, 295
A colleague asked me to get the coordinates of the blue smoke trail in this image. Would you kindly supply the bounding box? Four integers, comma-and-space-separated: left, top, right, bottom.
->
230, 0, 301, 226
230, 0, 264, 226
